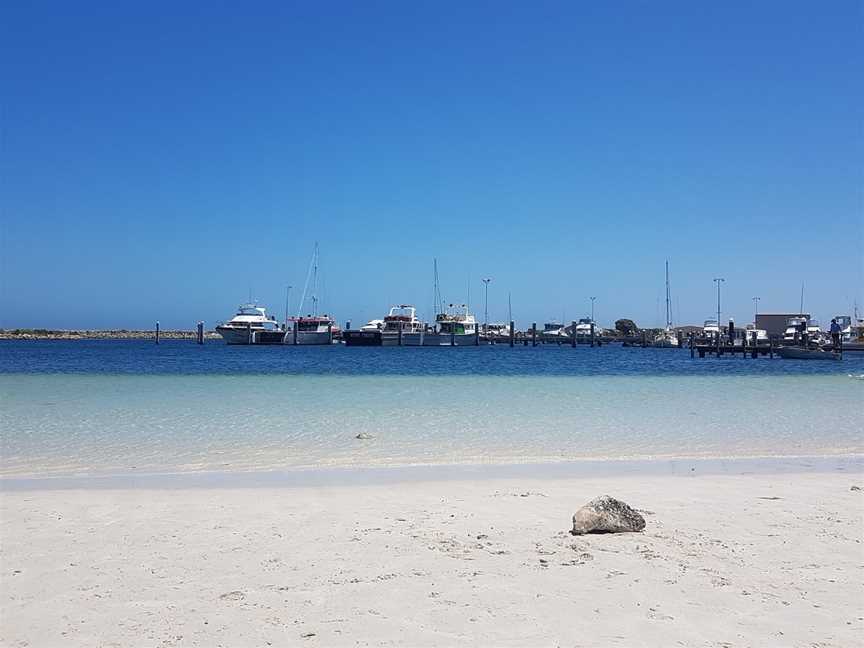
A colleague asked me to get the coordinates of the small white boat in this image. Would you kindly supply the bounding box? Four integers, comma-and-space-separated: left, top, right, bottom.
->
484, 322, 512, 340
777, 346, 841, 360
541, 321, 568, 341
743, 325, 769, 345
360, 319, 384, 331
702, 319, 721, 340
574, 317, 601, 343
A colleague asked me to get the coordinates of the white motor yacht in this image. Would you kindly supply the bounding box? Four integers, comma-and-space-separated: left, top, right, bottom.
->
216, 304, 285, 345
574, 318, 602, 343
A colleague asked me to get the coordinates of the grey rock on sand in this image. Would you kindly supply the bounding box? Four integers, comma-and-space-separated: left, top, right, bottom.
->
356, 432, 375, 440
571, 495, 646, 535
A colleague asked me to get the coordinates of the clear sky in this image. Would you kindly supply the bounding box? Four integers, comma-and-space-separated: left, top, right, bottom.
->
2, 1, 861, 330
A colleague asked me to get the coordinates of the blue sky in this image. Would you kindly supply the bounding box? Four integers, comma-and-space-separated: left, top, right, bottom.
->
2, 1, 861, 329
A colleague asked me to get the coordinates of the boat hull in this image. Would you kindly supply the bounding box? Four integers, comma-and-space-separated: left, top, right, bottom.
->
286, 331, 335, 345
777, 346, 841, 360
343, 330, 383, 346
216, 327, 287, 345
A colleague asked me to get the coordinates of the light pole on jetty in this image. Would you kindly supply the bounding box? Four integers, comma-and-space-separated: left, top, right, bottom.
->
753, 296, 760, 321
590, 296, 596, 321
713, 278, 725, 327
482, 278, 492, 333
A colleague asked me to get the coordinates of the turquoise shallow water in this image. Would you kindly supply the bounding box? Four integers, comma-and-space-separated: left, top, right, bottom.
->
2, 371, 861, 478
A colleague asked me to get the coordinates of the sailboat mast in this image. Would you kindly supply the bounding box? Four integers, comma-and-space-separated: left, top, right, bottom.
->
665, 260, 672, 328
433, 258, 443, 315
284, 285, 292, 330
296, 243, 316, 318
311, 243, 319, 317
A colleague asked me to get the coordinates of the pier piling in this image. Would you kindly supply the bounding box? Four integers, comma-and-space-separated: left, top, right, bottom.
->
590, 322, 595, 347
196, 321, 204, 344
155, 321, 160, 344
531, 323, 537, 347
509, 321, 515, 348
571, 321, 577, 348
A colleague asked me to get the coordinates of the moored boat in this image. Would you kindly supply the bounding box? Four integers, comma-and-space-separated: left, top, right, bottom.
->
652, 261, 679, 348
216, 304, 285, 345
776, 346, 841, 360
286, 315, 340, 345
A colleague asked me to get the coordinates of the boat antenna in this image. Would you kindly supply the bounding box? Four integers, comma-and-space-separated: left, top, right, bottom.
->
508, 292, 512, 323
297, 243, 317, 318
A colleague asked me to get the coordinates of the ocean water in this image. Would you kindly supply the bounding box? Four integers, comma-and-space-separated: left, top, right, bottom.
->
1, 341, 862, 478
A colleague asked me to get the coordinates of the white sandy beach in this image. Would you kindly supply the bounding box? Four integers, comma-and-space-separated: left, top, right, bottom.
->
1, 471, 862, 647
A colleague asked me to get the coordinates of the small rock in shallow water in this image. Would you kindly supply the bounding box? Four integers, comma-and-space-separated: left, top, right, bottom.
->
571, 495, 646, 535
851, 485, 862, 491
355, 432, 374, 440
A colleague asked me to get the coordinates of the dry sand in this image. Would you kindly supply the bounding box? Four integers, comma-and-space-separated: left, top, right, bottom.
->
1, 471, 862, 647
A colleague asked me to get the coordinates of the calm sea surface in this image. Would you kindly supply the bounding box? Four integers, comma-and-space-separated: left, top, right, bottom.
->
1, 341, 862, 478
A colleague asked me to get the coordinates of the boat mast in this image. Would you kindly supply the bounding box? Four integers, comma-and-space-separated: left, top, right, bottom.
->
297, 243, 317, 318
799, 281, 805, 317
284, 285, 292, 329
665, 260, 672, 329
433, 258, 444, 316
311, 243, 319, 317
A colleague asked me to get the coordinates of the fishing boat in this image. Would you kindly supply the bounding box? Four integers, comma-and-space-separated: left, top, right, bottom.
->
288, 243, 339, 345
344, 305, 424, 346
653, 261, 679, 348
776, 346, 841, 360
419, 303, 479, 346
381, 305, 426, 345
216, 304, 285, 345
287, 315, 340, 344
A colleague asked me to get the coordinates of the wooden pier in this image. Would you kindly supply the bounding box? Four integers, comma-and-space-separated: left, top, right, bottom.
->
691, 343, 775, 359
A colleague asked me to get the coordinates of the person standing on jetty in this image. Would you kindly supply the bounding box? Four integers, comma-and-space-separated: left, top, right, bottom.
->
830, 318, 842, 350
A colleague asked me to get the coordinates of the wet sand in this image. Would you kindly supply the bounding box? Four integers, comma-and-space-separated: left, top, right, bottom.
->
2, 469, 862, 647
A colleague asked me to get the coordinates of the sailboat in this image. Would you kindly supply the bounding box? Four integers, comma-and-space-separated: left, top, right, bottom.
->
287, 243, 340, 344
653, 261, 679, 348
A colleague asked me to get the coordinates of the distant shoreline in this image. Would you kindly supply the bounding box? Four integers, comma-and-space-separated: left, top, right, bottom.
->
0, 329, 221, 340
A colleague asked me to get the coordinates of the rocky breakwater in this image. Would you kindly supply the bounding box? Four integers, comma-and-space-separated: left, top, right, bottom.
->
0, 329, 221, 340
